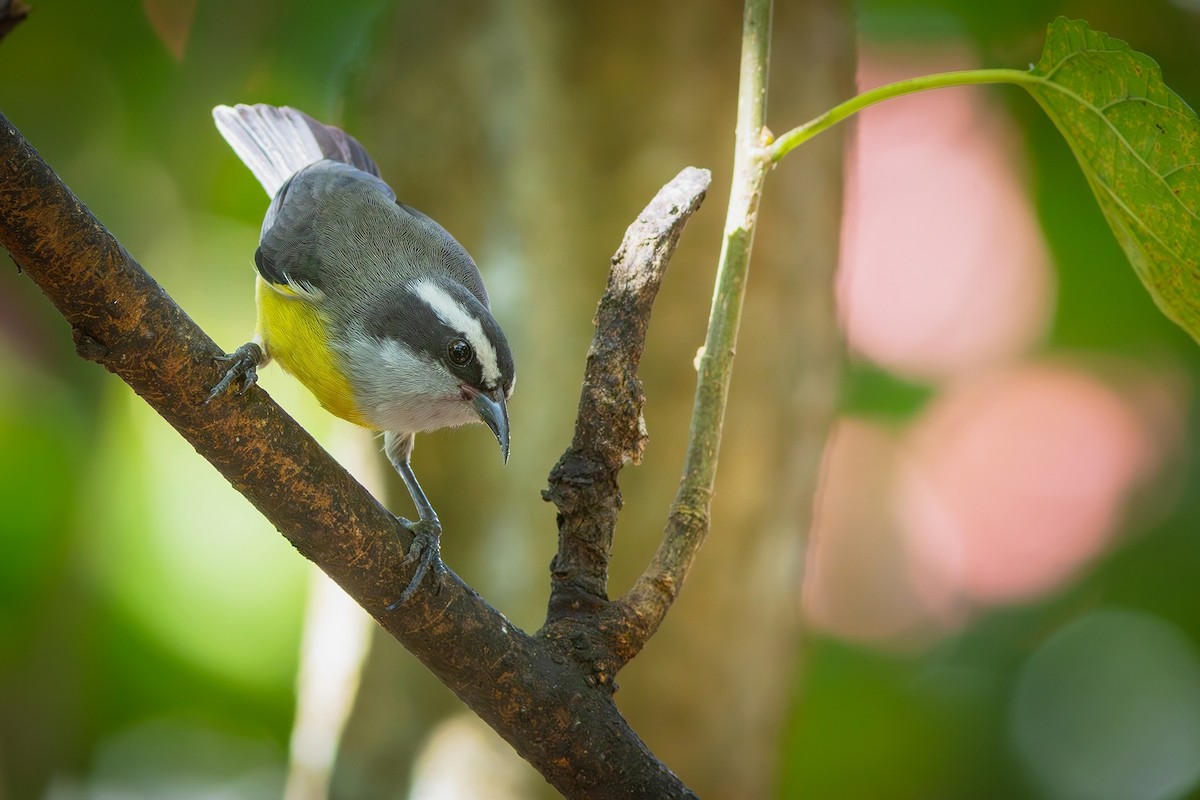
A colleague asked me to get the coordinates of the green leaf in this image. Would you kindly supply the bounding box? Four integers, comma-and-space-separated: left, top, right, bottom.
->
1025, 17, 1200, 344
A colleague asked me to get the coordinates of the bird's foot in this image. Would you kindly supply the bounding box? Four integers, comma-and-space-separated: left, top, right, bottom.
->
387, 516, 446, 610
204, 342, 264, 403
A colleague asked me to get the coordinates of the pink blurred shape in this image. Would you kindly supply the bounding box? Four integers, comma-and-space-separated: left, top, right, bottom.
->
898, 364, 1159, 608
804, 365, 1171, 644
838, 47, 1054, 380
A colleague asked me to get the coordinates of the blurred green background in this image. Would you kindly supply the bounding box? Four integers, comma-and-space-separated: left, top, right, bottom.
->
1, 1, 1199, 798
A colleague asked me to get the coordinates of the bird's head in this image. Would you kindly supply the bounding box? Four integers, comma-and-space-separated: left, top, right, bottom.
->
347, 277, 515, 460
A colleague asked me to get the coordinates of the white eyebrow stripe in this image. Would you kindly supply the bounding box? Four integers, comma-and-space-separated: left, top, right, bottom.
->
412, 279, 501, 386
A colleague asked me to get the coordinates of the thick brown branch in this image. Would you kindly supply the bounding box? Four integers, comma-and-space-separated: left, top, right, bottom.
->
0, 114, 697, 799
543, 168, 711, 624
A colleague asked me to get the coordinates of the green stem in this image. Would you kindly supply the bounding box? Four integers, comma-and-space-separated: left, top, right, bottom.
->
623, 0, 773, 617
767, 67, 1038, 163
676, 0, 771, 514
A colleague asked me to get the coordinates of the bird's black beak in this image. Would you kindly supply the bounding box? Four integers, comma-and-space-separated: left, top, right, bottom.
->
468, 388, 510, 463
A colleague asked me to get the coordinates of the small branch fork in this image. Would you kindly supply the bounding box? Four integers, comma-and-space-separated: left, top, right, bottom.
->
543, 167, 711, 624
540, 167, 712, 688
543, 0, 776, 675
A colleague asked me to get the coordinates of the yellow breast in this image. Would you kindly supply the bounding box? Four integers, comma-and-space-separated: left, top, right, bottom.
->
255, 277, 372, 428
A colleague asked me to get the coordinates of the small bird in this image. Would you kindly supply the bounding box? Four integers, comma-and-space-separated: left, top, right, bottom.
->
208, 103, 515, 604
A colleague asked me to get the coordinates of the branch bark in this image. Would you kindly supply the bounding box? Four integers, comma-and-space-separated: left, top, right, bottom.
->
543, 167, 711, 615
0, 115, 707, 798
540, 167, 711, 693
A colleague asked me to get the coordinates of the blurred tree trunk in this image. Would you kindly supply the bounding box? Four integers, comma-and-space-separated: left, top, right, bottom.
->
335, 1, 851, 797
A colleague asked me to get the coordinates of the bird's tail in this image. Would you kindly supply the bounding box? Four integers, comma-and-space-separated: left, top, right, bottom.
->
212, 103, 380, 198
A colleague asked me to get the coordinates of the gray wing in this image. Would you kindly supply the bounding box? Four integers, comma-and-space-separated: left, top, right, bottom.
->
255, 161, 490, 310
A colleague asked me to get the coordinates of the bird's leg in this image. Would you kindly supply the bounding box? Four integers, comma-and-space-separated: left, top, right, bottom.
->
390, 458, 445, 606
384, 431, 446, 609
204, 341, 267, 403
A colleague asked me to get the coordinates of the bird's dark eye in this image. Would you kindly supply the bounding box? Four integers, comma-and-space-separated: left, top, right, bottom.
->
448, 338, 474, 366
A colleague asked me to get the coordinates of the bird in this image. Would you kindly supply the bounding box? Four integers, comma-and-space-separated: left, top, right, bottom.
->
207, 103, 515, 605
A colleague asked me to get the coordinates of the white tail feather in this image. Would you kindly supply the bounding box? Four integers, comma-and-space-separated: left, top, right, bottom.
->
213, 104, 325, 198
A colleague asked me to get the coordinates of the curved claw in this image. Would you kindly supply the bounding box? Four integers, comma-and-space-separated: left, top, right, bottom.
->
205, 342, 264, 403
387, 518, 447, 610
